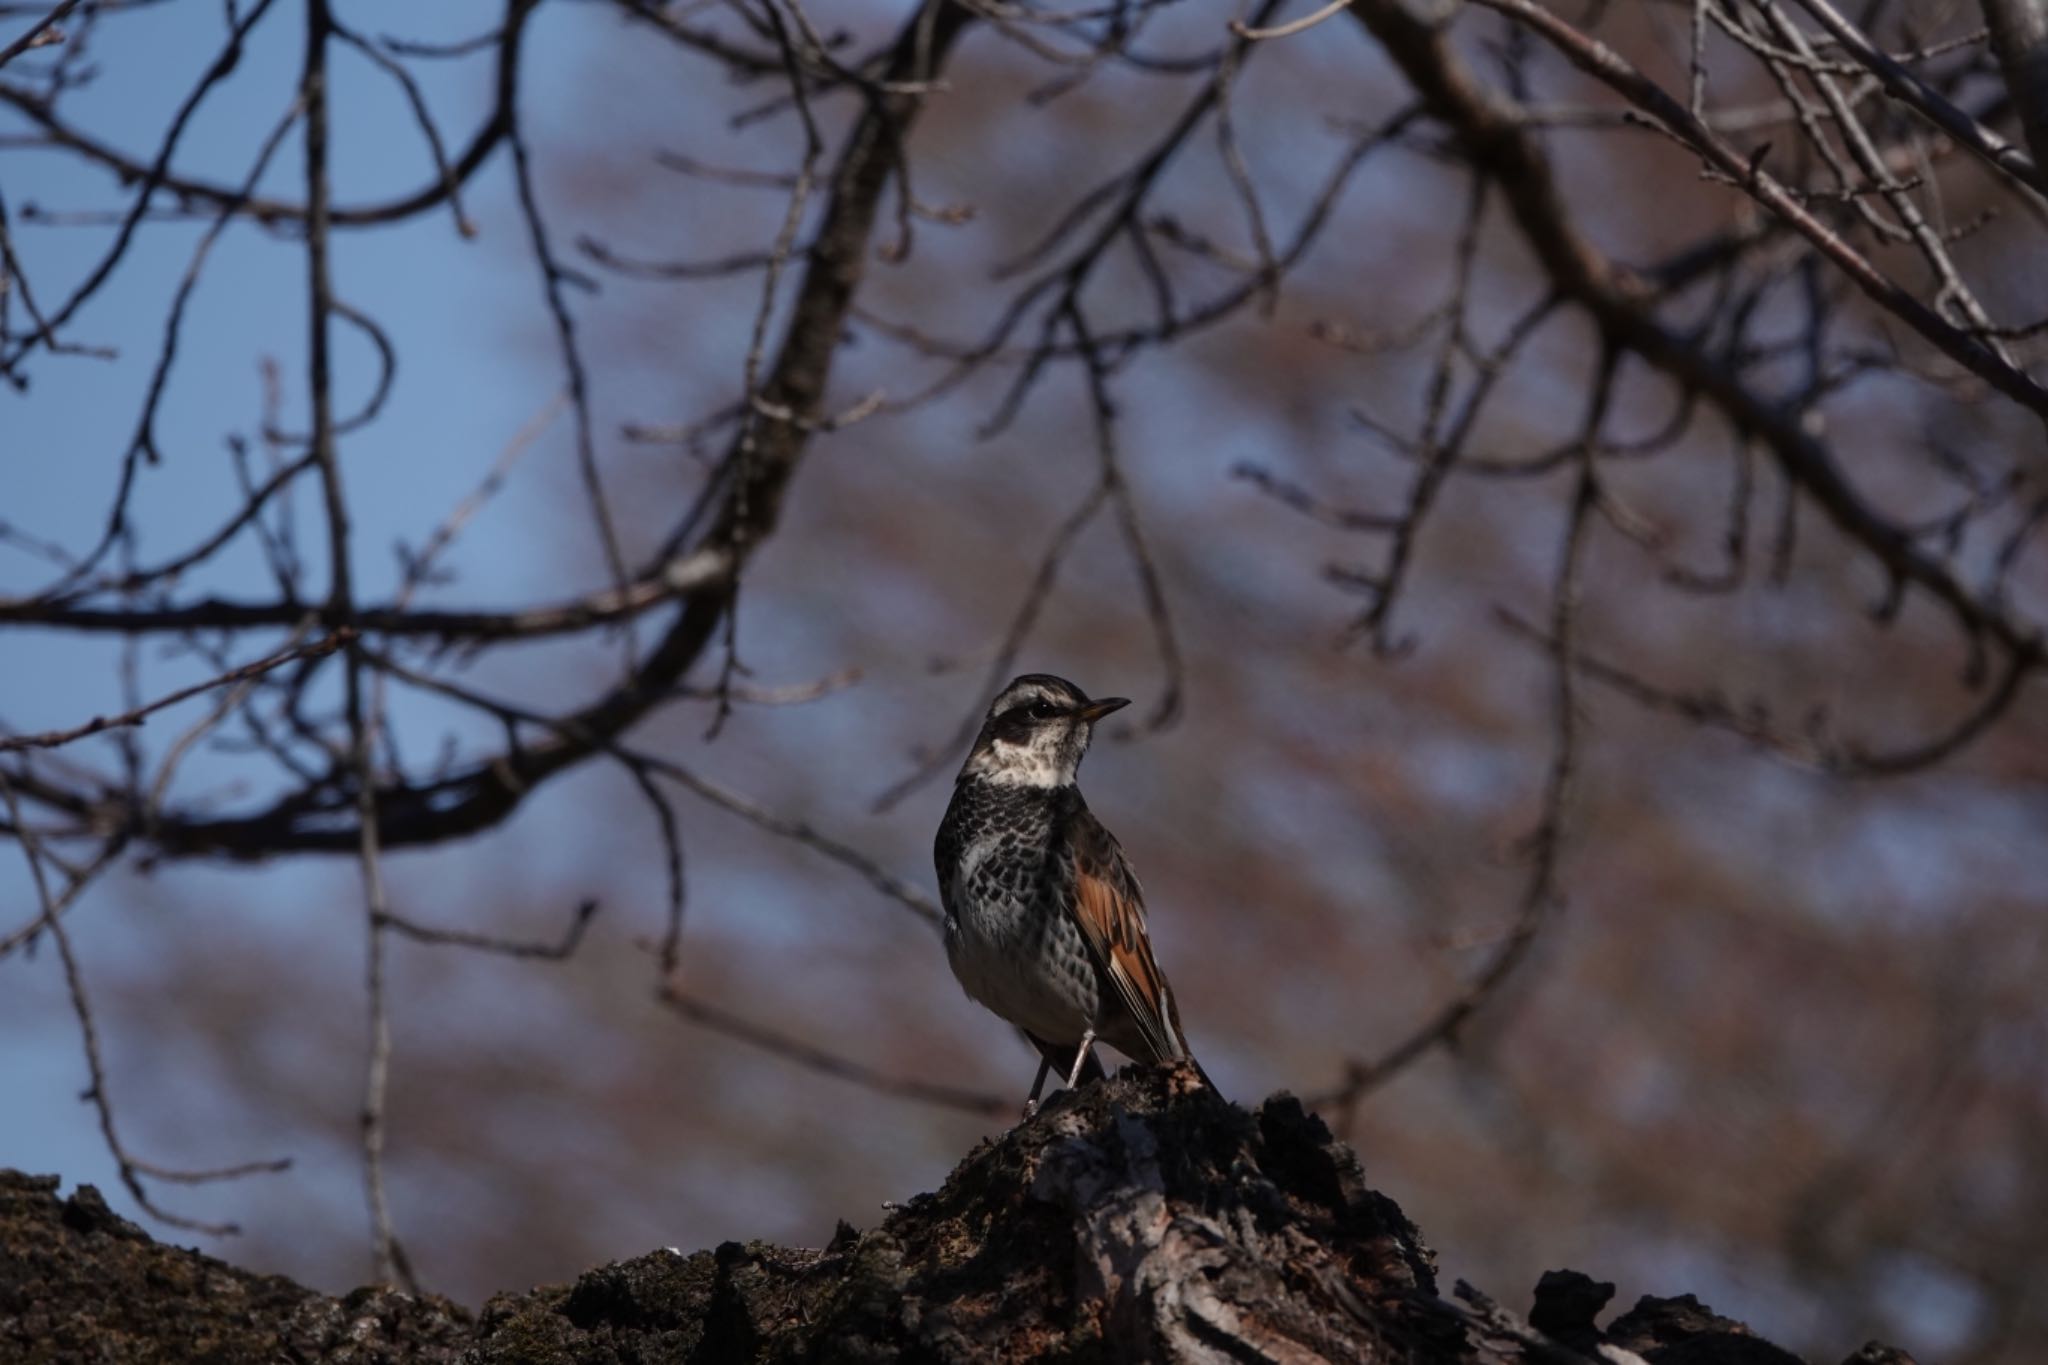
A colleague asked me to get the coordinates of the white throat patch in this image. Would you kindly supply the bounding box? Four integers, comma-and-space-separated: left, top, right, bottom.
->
964, 731, 1079, 788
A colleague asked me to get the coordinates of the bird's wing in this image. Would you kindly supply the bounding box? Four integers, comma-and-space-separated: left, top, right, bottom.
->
1063, 804, 1194, 1066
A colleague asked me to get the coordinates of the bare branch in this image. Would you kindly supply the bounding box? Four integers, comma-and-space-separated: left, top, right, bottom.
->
1782, 0, 2047, 196
1462, 0, 2048, 424
0, 776, 289, 1233
379, 899, 600, 960
1318, 352, 1610, 1123
0, 0, 80, 69
1355, 0, 2044, 668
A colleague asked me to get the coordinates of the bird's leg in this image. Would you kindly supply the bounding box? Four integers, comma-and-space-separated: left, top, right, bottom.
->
1065, 1029, 1098, 1090
1022, 1057, 1053, 1118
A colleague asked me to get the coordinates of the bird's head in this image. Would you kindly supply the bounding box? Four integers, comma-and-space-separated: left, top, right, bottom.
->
959, 673, 1129, 789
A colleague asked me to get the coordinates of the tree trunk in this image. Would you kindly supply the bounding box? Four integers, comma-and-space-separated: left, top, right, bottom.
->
0, 1068, 1914, 1363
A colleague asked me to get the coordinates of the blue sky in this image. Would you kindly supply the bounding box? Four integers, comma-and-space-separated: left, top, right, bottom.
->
1, 0, 633, 1231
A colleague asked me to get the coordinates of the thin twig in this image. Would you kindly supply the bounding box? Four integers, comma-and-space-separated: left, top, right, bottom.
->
1232, 0, 1353, 42
0, 776, 288, 1231
1319, 349, 1611, 1126
0, 630, 350, 753
0, 0, 81, 69
656, 969, 1009, 1118
379, 899, 599, 959
871, 480, 1112, 813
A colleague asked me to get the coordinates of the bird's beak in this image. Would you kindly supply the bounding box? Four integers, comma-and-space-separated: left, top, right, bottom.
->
1075, 697, 1130, 723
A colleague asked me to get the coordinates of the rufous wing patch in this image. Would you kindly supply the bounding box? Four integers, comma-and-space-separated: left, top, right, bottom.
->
1067, 813, 1190, 1065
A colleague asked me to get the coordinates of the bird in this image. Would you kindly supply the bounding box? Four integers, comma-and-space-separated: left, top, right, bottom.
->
934, 672, 1212, 1111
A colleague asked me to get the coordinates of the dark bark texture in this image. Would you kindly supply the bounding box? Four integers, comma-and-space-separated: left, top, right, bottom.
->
1, 1069, 1912, 1363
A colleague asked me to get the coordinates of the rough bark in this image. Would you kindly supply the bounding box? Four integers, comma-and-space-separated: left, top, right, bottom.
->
0, 1069, 1913, 1363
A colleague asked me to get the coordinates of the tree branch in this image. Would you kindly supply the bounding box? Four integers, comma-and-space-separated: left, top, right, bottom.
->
79, 0, 973, 860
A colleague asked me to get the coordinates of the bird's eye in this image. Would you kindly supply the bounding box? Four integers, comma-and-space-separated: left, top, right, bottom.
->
1028, 701, 1059, 720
